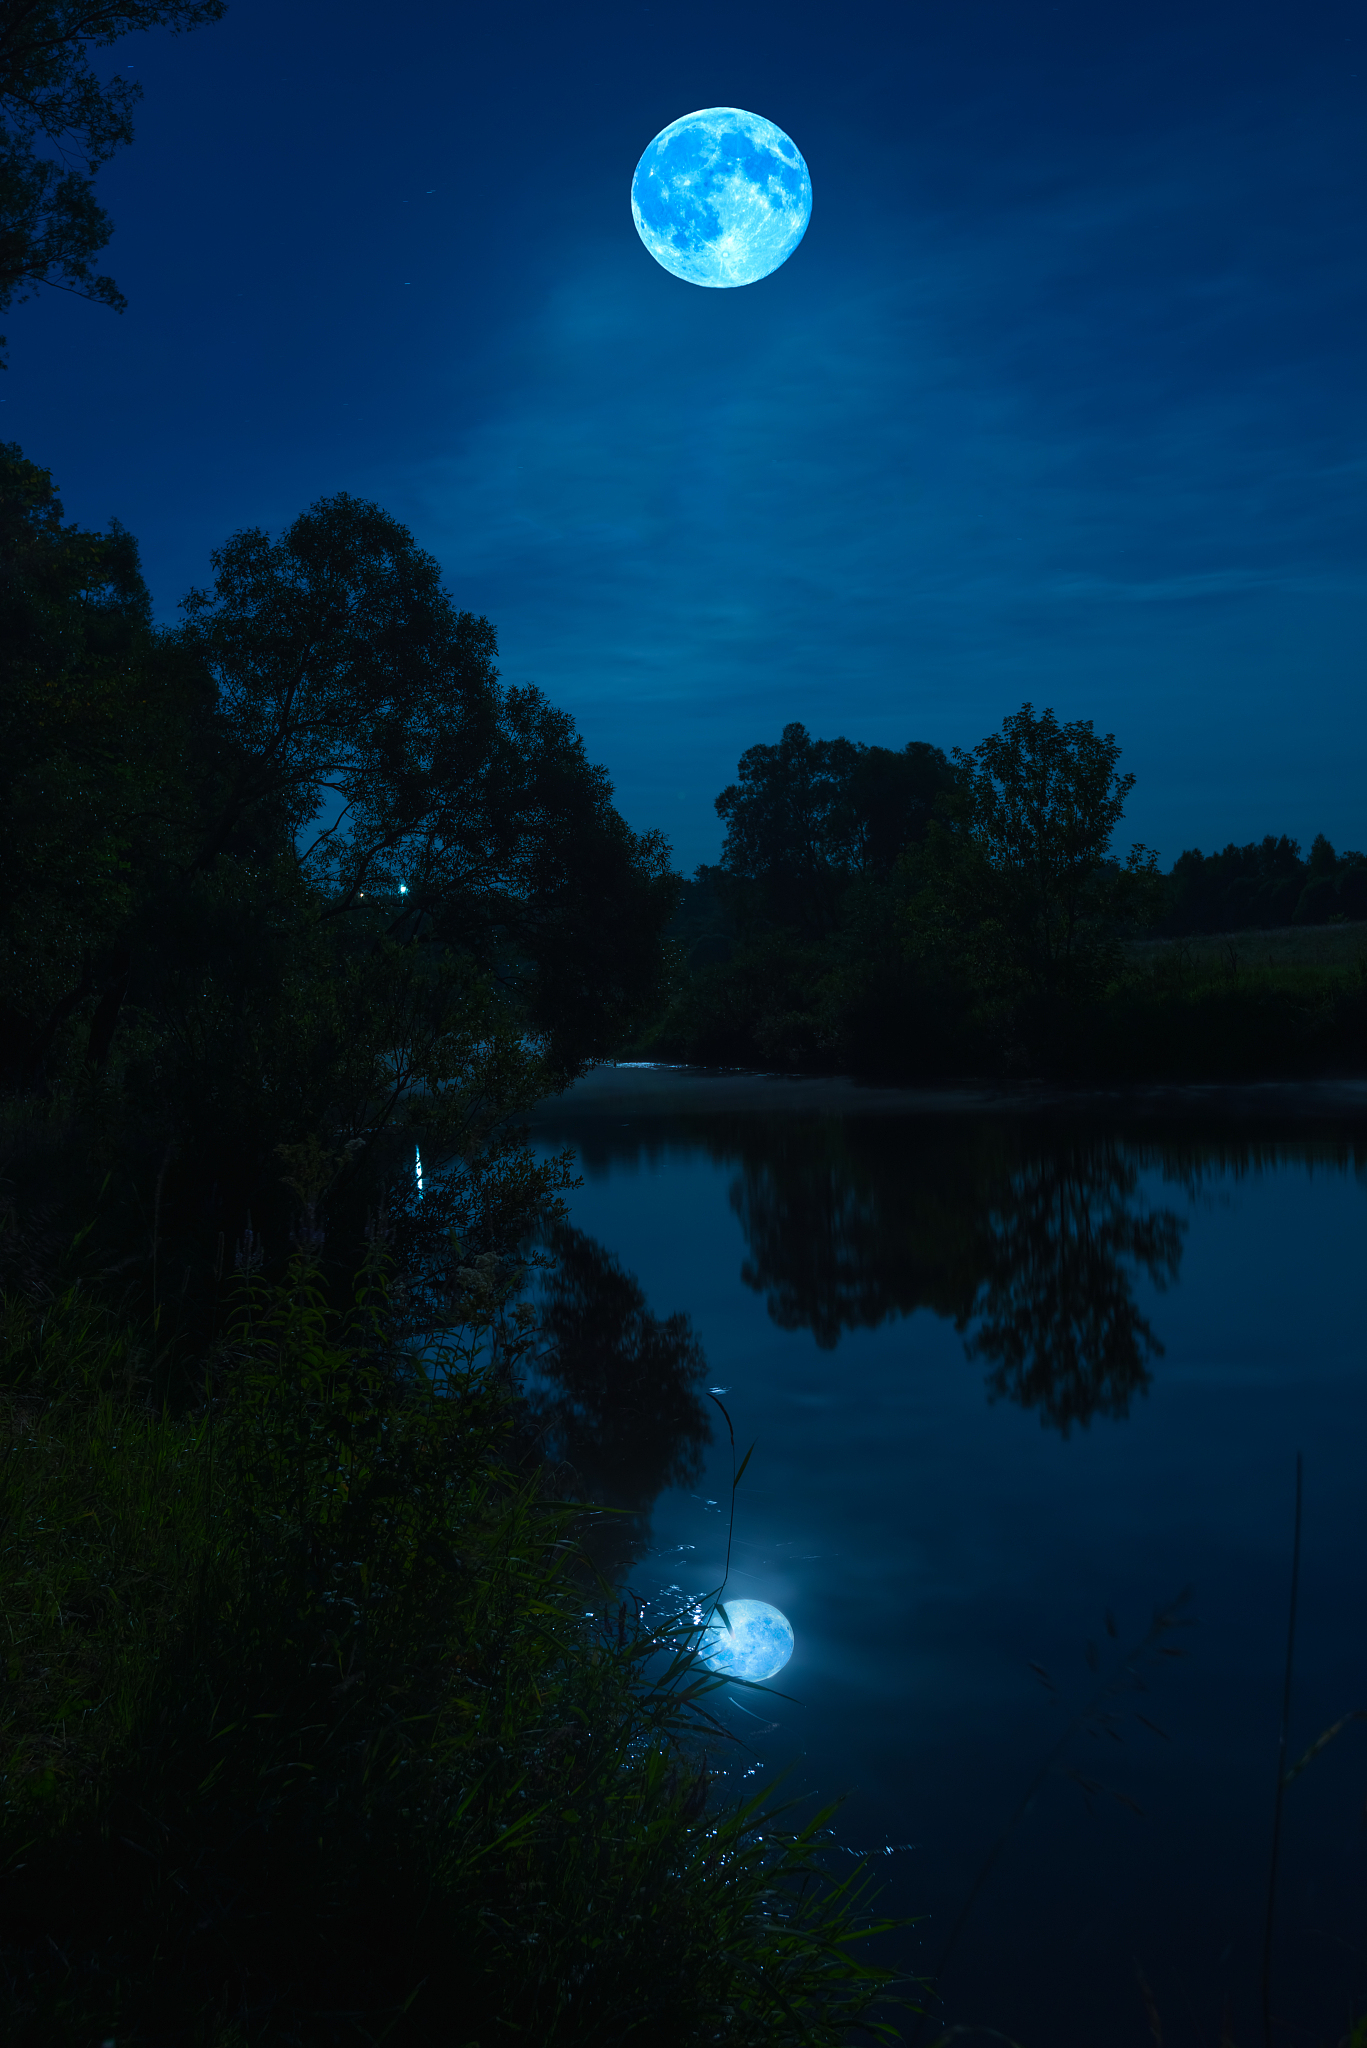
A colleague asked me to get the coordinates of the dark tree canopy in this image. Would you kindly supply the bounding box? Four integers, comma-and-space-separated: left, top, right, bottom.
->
0, 0, 225, 361
948, 702, 1158, 992
655, 698, 1366, 1083
898, 702, 1162, 1005
1161, 831, 1367, 933
0, 440, 196, 1082
0, 459, 678, 1350
714, 720, 951, 936
174, 494, 679, 1079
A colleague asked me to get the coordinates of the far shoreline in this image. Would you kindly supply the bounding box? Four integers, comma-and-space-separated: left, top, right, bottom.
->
521, 1061, 1367, 1128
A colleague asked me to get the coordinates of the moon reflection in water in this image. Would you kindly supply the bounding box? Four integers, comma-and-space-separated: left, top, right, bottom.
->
699, 1598, 795, 1682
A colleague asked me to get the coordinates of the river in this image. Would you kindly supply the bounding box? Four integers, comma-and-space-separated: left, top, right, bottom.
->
520, 1065, 1367, 2048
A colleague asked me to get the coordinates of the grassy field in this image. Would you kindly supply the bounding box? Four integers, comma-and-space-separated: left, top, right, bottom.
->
1127, 920, 1367, 978
1083, 922, 1367, 1081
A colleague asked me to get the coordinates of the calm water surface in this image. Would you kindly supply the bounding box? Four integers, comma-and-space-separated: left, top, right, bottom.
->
521, 1068, 1367, 2048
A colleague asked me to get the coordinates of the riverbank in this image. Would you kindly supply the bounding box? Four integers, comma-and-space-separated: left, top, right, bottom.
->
523, 1061, 1367, 1129
633, 932, 1367, 1087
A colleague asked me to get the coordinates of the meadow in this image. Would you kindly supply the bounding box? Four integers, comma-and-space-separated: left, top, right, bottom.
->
1126, 921, 1367, 979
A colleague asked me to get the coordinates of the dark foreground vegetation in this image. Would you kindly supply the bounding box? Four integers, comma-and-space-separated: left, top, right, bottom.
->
0, 440, 904, 2042
638, 714, 1367, 1081
3, 1260, 901, 2045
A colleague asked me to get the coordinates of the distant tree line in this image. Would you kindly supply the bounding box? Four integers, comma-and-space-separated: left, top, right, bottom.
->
644, 712, 1366, 1080
1160, 831, 1367, 933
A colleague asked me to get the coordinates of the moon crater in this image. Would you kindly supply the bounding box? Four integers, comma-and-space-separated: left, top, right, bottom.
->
631, 108, 812, 288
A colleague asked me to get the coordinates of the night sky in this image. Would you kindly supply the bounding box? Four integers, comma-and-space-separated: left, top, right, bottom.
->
7, 0, 1364, 874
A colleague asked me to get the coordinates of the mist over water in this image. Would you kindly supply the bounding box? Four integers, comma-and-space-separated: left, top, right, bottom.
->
524, 1068, 1367, 2048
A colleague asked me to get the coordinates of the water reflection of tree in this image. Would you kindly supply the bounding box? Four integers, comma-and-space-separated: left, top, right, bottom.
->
728, 1122, 982, 1346
961, 1145, 1184, 1434
529, 1224, 713, 1579
724, 1119, 1186, 1433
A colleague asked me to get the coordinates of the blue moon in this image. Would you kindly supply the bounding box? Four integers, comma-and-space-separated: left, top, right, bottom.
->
698, 1598, 795, 1682
631, 108, 812, 289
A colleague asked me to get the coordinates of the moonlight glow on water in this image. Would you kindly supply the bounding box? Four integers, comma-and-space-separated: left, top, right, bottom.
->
631, 108, 811, 288
699, 1599, 795, 1682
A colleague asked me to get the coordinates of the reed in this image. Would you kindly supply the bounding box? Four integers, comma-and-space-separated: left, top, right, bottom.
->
0, 1252, 910, 2045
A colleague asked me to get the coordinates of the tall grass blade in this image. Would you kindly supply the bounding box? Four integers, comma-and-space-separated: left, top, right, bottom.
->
1261, 1448, 1304, 2048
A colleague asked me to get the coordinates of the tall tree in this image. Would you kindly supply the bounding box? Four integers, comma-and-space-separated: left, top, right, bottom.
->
908, 702, 1159, 1001
174, 493, 679, 1081
1, 468, 678, 1341
0, 440, 196, 1085
714, 722, 950, 937
0, 0, 224, 363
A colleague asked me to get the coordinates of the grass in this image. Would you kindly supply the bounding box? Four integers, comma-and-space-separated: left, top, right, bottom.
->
0, 1250, 912, 2046
633, 919, 1367, 1085
1046, 929, 1367, 1083
1126, 921, 1367, 979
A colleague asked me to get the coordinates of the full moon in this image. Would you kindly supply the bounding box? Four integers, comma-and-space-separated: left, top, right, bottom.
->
631, 108, 812, 289
698, 1598, 795, 1682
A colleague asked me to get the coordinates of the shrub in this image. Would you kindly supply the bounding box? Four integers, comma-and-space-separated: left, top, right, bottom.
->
1, 1258, 907, 2045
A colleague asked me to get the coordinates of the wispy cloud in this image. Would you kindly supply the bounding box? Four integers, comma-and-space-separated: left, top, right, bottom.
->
374, 103, 1365, 866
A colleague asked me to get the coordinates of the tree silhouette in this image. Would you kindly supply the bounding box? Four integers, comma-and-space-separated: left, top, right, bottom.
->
0, 0, 225, 363
722, 1114, 1186, 1432
529, 1225, 713, 1580
961, 1141, 1185, 1434
714, 722, 951, 938
727, 1117, 981, 1348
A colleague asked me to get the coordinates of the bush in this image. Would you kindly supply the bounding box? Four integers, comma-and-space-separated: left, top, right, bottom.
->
1053, 966, 1367, 1083
1, 1257, 907, 2046
642, 936, 844, 1070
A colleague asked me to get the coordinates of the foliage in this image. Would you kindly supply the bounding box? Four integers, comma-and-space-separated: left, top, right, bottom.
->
647, 703, 1163, 1077
0, 453, 679, 1351
0, 0, 226, 363
900, 702, 1162, 1012
714, 721, 952, 940
646, 931, 847, 1070
0, 442, 198, 1086
1160, 830, 1367, 934
172, 491, 680, 1084
0, 1258, 910, 2045
644, 701, 1367, 1085
1078, 953, 1367, 1082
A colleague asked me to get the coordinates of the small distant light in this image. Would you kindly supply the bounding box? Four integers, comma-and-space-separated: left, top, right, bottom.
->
399, 883, 408, 894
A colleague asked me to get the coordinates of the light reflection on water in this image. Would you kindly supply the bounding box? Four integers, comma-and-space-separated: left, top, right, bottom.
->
523, 1069, 1367, 2048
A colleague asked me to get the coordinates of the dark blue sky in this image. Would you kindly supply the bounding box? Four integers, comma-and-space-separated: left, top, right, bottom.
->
7, 0, 1364, 872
